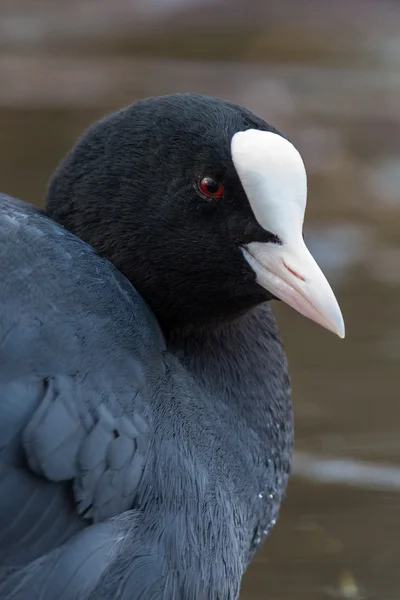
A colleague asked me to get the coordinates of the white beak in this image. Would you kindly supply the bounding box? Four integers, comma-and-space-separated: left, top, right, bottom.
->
231, 128, 345, 338
243, 239, 345, 337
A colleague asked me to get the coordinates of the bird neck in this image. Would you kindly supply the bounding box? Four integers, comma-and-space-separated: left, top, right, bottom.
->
165, 302, 293, 445
165, 302, 293, 560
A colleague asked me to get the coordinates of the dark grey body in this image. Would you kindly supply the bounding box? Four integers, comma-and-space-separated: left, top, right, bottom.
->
0, 194, 293, 599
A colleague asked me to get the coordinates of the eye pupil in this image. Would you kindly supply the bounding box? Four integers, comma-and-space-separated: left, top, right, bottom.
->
205, 178, 219, 193
199, 177, 224, 198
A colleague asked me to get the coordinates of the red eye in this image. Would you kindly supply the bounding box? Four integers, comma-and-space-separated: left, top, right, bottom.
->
198, 177, 224, 198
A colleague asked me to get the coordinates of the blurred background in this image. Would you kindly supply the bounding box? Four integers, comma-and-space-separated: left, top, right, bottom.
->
1, 0, 400, 597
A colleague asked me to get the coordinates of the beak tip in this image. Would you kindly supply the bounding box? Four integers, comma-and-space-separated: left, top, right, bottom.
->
333, 315, 345, 339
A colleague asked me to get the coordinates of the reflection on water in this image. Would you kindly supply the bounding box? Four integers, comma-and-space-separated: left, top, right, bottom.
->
244, 480, 400, 600
0, 3, 399, 598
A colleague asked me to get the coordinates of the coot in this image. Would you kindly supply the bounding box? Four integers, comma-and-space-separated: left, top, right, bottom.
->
0, 94, 344, 600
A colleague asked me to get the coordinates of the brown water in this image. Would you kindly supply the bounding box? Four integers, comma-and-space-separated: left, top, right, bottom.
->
1, 3, 400, 598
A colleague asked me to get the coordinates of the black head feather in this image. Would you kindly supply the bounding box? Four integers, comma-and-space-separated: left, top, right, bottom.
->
46, 93, 284, 329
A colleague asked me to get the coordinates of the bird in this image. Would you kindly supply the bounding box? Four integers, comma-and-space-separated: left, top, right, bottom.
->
0, 93, 344, 600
